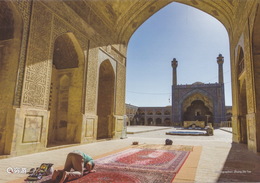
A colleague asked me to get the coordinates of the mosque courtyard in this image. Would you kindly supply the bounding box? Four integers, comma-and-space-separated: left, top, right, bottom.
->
1, 126, 259, 183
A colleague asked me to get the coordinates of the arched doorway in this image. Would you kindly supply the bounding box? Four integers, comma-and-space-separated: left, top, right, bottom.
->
156, 118, 162, 126
47, 33, 84, 146
139, 118, 145, 125
147, 118, 153, 125
97, 60, 115, 139
164, 118, 171, 126
0, 1, 22, 155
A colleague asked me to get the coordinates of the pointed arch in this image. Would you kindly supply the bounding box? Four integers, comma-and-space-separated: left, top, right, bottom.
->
118, 1, 232, 45
97, 59, 116, 139
178, 89, 215, 124
237, 47, 245, 76
0, 1, 23, 155
47, 32, 84, 146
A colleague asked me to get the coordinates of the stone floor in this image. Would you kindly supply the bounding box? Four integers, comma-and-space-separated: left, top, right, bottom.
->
1, 126, 259, 183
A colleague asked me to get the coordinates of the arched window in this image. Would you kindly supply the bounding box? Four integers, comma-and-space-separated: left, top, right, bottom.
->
148, 111, 153, 115
164, 110, 170, 115
238, 48, 245, 76
156, 111, 162, 115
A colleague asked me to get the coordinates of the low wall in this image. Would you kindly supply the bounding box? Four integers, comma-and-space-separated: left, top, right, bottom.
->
183, 121, 205, 128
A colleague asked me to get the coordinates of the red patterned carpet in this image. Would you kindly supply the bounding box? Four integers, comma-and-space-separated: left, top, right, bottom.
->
69, 147, 190, 183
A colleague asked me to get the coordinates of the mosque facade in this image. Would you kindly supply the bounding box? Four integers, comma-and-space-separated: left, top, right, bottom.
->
171, 54, 226, 127
126, 54, 228, 128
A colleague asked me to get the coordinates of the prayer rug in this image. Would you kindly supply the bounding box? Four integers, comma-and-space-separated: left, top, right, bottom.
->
95, 148, 189, 173
69, 167, 175, 183
69, 147, 190, 183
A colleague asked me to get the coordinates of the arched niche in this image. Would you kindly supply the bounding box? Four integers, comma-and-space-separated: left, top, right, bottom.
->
238, 79, 248, 144
164, 118, 171, 126
0, 1, 23, 155
236, 46, 247, 144
156, 118, 162, 126
237, 47, 245, 76
183, 100, 213, 124
182, 93, 213, 112
147, 118, 153, 125
97, 59, 115, 139
47, 33, 84, 146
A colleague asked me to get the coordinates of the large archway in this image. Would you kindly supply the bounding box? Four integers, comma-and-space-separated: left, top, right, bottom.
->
118, 1, 232, 46
0, 1, 22, 155
47, 33, 84, 147
126, 2, 229, 127
97, 60, 115, 139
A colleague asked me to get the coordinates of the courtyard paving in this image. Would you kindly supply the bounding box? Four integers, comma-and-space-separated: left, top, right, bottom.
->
0, 126, 259, 183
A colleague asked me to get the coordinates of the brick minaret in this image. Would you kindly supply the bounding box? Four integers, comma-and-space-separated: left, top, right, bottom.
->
171, 58, 178, 86
217, 54, 224, 84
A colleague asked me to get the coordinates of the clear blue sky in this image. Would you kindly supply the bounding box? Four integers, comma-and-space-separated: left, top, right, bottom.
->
126, 2, 231, 107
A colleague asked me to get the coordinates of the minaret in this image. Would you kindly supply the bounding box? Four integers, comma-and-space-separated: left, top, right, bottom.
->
171, 58, 178, 126
171, 58, 178, 86
217, 54, 226, 124
217, 54, 224, 84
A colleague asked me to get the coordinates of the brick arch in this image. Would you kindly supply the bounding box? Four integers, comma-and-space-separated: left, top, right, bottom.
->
237, 46, 245, 76
177, 89, 215, 123
47, 32, 85, 146
238, 79, 247, 144
97, 59, 115, 139
53, 33, 84, 69
179, 89, 215, 112
0, 1, 23, 155
118, 1, 233, 45
182, 92, 214, 114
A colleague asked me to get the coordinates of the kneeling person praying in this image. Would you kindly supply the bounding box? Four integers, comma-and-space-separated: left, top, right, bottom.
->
52, 150, 95, 183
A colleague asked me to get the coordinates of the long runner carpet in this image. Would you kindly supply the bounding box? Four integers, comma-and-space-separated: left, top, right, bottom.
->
69, 145, 191, 183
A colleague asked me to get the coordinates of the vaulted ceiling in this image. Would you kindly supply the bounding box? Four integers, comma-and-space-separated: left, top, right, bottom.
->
63, 0, 242, 46
0, 1, 14, 40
